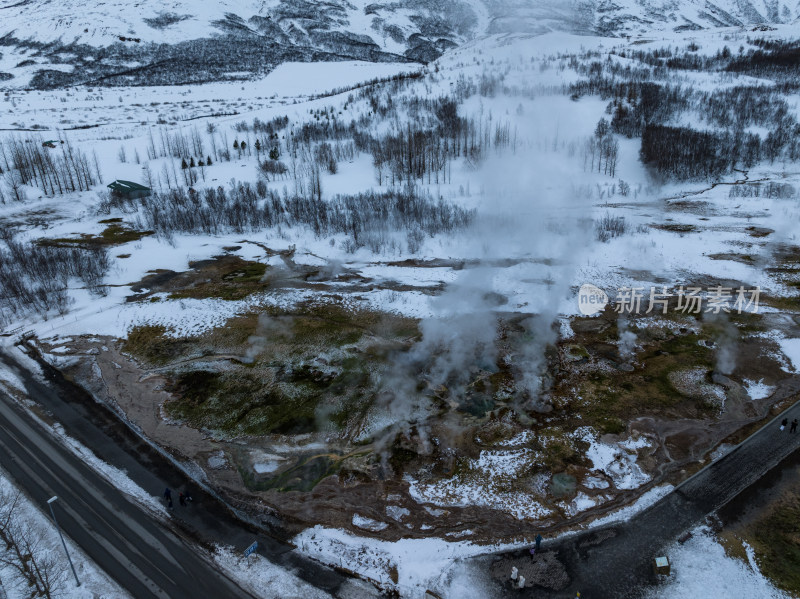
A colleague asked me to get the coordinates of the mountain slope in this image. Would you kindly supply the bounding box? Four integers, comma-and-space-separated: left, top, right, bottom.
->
0, 0, 797, 90
0, 0, 484, 55
1, 0, 797, 46
583, 0, 799, 34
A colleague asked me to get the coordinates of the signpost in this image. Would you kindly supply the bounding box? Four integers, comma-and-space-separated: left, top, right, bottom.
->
244, 541, 258, 558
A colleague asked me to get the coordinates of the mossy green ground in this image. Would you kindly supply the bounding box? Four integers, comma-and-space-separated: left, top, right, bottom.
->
554, 315, 719, 435
124, 303, 419, 438
40, 220, 153, 247
122, 300, 789, 495
168, 261, 268, 301
748, 498, 800, 595
722, 490, 800, 596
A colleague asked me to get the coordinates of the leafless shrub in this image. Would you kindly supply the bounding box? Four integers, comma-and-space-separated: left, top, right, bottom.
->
595, 212, 627, 242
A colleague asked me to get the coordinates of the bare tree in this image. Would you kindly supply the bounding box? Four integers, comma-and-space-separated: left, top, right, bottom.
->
4, 171, 25, 203
0, 485, 67, 599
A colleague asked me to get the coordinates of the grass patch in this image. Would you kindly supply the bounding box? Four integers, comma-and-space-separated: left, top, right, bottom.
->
40, 222, 153, 248
728, 311, 769, 333
167, 261, 268, 301
129, 303, 420, 438
165, 369, 321, 436
569, 329, 717, 430
122, 324, 193, 366
275, 301, 419, 352
759, 295, 800, 312
707, 253, 755, 264
744, 494, 800, 595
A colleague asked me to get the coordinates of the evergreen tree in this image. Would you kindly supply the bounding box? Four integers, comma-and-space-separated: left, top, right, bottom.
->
595, 118, 610, 138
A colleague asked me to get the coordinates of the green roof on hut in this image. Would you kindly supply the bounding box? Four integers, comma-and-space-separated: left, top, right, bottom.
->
108, 180, 150, 193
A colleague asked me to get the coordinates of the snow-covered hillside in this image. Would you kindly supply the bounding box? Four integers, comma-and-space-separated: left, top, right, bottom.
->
0, 0, 484, 66
0, 0, 486, 49
0, 0, 797, 91
1, 0, 795, 48
584, 0, 800, 35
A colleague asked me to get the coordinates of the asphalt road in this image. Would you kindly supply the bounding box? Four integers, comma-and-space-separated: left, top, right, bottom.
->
488, 394, 800, 598
0, 346, 365, 598
0, 391, 253, 599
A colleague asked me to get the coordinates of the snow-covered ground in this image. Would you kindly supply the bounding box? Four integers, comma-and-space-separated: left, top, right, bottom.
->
778, 338, 800, 372
211, 545, 355, 599
0, 471, 129, 599
293, 499, 789, 599
1, 18, 800, 598
291, 485, 668, 596
577, 428, 653, 491
743, 378, 777, 400
294, 524, 508, 597
2, 31, 798, 338
646, 527, 790, 599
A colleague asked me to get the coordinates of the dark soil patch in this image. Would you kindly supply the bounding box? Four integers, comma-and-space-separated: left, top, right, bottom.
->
127, 255, 269, 301
39, 222, 153, 248
708, 252, 756, 265
746, 226, 773, 238
650, 223, 698, 233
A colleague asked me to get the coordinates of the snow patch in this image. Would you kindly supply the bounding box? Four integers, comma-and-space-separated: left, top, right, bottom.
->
646, 527, 790, 599
778, 338, 800, 372
352, 513, 389, 532
576, 428, 652, 490
212, 544, 333, 599
743, 378, 775, 400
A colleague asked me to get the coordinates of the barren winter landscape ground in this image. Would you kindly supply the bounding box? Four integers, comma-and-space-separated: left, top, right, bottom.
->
1, 1, 800, 597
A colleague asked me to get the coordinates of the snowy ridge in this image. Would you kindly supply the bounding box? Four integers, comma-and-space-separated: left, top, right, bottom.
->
584, 0, 800, 35
0, 0, 796, 62
0, 0, 798, 90
0, 0, 484, 57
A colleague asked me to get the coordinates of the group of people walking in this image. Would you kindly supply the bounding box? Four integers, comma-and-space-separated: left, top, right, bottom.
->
163, 487, 192, 509
779, 417, 798, 433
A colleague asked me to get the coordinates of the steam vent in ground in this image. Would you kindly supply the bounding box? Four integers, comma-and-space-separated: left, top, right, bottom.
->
1, 1, 800, 597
